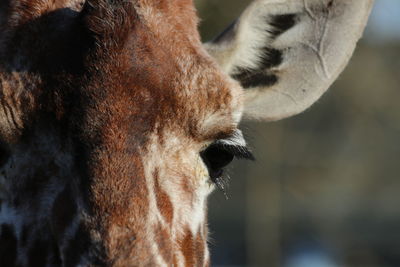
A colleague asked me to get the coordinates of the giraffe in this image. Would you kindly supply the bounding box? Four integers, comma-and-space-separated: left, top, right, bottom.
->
0, 0, 373, 266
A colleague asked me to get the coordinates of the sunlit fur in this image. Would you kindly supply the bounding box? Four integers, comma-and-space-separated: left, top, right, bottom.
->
0, 0, 243, 265
0, 0, 372, 266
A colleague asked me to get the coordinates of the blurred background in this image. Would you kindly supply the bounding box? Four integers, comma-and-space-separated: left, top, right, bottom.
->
194, 1, 400, 266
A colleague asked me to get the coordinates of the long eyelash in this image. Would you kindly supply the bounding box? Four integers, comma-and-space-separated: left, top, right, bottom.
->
214, 174, 230, 200
216, 143, 255, 161
205, 130, 254, 196
211, 144, 254, 198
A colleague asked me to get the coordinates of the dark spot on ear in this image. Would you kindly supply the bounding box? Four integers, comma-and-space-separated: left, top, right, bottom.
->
233, 70, 278, 89
231, 48, 282, 89
259, 48, 283, 69
0, 224, 17, 267
269, 14, 297, 38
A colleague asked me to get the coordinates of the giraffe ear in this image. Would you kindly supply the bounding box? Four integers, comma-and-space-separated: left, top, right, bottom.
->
205, 0, 374, 121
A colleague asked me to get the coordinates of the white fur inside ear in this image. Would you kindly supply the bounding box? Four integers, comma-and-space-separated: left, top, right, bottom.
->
205, 0, 374, 121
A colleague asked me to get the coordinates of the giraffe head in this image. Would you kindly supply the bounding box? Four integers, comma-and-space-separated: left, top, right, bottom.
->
0, 0, 373, 266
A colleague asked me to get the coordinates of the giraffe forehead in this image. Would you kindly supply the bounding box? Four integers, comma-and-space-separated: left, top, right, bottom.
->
75, 0, 245, 141
83, 35, 243, 143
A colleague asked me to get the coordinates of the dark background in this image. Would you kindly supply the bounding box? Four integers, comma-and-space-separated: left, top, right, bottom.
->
195, 1, 400, 266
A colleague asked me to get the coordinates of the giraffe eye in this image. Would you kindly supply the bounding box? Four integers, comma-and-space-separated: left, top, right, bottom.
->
201, 143, 234, 181
200, 139, 254, 184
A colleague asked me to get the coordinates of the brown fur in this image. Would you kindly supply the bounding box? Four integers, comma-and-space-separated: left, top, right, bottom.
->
0, 0, 242, 265
179, 227, 196, 266
154, 169, 174, 224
